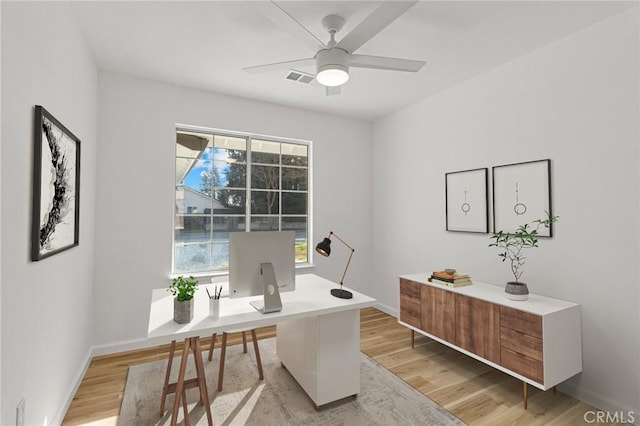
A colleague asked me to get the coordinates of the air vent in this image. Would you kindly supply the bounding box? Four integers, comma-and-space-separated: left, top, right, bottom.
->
286, 69, 315, 85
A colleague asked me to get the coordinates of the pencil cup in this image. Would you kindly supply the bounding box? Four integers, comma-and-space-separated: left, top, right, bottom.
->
209, 298, 220, 319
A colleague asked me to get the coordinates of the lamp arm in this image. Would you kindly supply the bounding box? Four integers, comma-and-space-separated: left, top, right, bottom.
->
328, 231, 355, 252
328, 231, 355, 288
339, 248, 355, 288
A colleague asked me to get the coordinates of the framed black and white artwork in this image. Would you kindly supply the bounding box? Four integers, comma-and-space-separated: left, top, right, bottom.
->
445, 168, 489, 233
31, 105, 81, 261
492, 159, 552, 236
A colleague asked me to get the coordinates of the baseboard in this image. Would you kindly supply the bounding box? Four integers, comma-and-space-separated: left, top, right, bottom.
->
91, 336, 154, 357
559, 382, 639, 425
375, 301, 397, 318
53, 347, 93, 425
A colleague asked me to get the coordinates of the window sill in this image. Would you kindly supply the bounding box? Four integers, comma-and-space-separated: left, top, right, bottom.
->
170, 263, 316, 282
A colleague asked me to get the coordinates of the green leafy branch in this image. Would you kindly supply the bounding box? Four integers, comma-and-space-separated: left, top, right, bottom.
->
489, 213, 558, 283
168, 276, 199, 301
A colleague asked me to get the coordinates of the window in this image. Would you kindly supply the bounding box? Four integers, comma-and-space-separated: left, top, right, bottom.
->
173, 127, 311, 275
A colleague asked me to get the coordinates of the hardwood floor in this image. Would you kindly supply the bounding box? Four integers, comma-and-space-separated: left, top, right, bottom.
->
63, 308, 602, 425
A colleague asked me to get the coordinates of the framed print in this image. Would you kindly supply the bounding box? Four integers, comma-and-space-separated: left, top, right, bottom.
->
445, 168, 489, 233
31, 105, 81, 261
492, 159, 552, 236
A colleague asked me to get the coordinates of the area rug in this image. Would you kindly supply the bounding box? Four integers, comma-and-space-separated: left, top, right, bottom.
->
118, 338, 464, 425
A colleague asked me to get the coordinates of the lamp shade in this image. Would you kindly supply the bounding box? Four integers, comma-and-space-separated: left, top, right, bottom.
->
315, 238, 332, 257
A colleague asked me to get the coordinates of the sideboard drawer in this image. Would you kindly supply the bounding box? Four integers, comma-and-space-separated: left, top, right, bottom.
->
500, 306, 542, 338
501, 327, 543, 361
501, 347, 544, 384
399, 279, 421, 328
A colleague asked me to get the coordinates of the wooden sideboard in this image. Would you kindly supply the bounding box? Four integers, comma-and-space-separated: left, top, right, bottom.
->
399, 274, 582, 408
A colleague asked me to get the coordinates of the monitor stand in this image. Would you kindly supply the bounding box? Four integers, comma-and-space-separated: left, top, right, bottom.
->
250, 262, 283, 314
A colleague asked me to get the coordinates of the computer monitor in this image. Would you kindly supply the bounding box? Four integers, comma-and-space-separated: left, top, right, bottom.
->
229, 231, 296, 305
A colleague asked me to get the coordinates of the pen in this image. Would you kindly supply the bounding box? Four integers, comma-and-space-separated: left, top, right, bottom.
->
206, 287, 212, 299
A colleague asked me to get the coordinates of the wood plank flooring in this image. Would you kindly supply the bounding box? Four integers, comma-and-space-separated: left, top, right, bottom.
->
63, 308, 603, 425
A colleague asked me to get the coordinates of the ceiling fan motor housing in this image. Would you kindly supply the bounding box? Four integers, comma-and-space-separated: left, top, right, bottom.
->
316, 48, 350, 86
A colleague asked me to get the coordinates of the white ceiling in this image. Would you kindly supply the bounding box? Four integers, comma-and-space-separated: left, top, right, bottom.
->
71, 1, 635, 122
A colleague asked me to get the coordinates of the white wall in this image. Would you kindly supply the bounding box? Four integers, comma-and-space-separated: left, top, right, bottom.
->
93, 72, 372, 347
1, 3, 98, 426
372, 7, 639, 415
0, 1, 3, 417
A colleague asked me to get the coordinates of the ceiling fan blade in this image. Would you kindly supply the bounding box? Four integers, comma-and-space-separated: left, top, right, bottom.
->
243, 58, 315, 74
258, 1, 326, 52
337, 1, 418, 54
350, 54, 425, 72
325, 86, 341, 96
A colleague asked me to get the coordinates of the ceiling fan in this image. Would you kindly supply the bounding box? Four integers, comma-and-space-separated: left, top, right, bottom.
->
244, 1, 426, 96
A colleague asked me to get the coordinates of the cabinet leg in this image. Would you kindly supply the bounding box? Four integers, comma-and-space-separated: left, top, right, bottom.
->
553, 386, 557, 394
523, 381, 528, 409
411, 329, 415, 348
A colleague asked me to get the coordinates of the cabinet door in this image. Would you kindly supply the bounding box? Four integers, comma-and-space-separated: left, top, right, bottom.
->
399, 279, 421, 328
455, 295, 500, 363
421, 285, 456, 342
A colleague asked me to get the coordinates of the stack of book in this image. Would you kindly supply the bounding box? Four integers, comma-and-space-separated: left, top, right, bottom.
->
429, 271, 472, 288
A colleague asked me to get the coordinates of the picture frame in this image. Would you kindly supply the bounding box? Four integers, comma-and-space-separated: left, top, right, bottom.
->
492, 159, 552, 237
31, 105, 81, 261
445, 168, 489, 233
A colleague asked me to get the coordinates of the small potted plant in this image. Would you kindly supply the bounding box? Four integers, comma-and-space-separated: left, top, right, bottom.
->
168, 276, 199, 324
489, 212, 558, 300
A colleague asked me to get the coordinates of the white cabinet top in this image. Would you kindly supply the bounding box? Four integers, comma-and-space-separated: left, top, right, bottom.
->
400, 273, 579, 316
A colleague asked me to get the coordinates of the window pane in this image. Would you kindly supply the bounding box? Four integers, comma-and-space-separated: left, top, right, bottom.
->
251, 139, 280, 164
282, 167, 307, 190
251, 216, 279, 231
213, 161, 246, 189
214, 189, 245, 214
251, 191, 279, 214
283, 217, 308, 263
211, 217, 246, 269
282, 143, 308, 166
176, 156, 212, 196
177, 131, 210, 158
213, 135, 247, 163
212, 242, 230, 269
282, 192, 307, 214
175, 188, 187, 214
175, 215, 210, 243
251, 165, 280, 190
175, 181, 212, 214
212, 216, 246, 235
174, 243, 212, 273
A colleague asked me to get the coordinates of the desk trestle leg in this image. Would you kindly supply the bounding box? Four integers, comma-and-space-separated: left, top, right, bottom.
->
161, 337, 213, 426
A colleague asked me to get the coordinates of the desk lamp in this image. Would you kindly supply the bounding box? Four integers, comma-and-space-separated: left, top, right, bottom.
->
315, 231, 354, 299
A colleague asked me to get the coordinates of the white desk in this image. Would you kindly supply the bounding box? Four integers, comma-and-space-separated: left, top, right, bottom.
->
148, 274, 376, 423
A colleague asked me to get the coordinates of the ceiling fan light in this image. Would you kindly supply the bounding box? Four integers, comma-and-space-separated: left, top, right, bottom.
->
316, 66, 349, 87
316, 48, 350, 87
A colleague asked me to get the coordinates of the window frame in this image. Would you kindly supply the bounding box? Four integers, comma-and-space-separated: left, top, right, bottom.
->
172, 124, 313, 277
